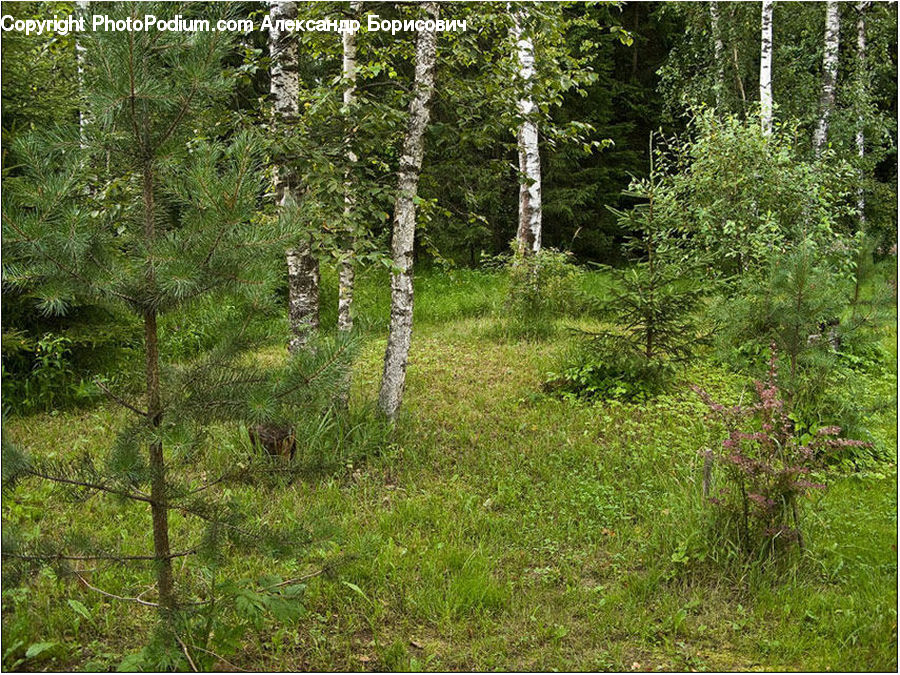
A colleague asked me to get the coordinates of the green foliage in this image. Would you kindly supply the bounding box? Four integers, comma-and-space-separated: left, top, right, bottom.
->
711, 238, 894, 462
500, 247, 583, 339
659, 110, 859, 277
550, 160, 709, 401
1, 269, 896, 671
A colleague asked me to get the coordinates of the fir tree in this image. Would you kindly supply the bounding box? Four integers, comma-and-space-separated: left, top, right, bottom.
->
1, 1, 355, 650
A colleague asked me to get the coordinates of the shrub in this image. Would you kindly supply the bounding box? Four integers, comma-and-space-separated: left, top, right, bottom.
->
711, 237, 893, 461
660, 110, 858, 278
693, 347, 870, 558
502, 247, 583, 339
547, 162, 711, 401
545, 342, 671, 402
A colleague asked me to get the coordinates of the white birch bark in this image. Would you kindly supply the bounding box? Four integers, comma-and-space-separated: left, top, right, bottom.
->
270, 0, 319, 353
814, 1, 841, 155
378, 2, 439, 420
759, 0, 774, 135
855, 1, 868, 224
338, 2, 362, 333
710, 1, 725, 110
510, 5, 542, 255
76, 1, 90, 145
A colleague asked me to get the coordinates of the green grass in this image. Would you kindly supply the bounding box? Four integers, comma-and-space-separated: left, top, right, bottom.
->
2, 267, 897, 672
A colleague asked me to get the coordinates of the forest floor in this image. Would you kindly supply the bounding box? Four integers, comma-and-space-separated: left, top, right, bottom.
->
2, 268, 897, 672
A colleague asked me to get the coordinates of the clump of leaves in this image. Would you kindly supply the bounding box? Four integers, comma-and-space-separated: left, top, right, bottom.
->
693, 346, 870, 558
502, 246, 583, 339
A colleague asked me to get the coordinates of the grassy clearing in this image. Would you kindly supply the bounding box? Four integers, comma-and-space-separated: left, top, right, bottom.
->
2, 268, 897, 672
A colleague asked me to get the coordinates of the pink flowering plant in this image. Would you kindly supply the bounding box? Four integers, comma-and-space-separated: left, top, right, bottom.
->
693, 345, 870, 556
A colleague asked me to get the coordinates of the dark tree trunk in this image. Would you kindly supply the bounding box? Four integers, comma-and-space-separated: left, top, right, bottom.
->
142, 162, 175, 614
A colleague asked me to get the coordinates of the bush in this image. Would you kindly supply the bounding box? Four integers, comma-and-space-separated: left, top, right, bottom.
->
545, 340, 671, 403
660, 109, 858, 278
693, 348, 870, 558
501, 247, 583, 339
547, 163, 711, 401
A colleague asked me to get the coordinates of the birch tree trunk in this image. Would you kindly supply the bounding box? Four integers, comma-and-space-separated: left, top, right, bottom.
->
76, 1, 89, 143
377, 2, 439, 421
814, 1, 841, 156
338, 2, 362, 333
759, 0, 774, 135
511, 5, 542, 255
710, 1, 725, 110
855, 1, 868, 225
270, 0, 319, 352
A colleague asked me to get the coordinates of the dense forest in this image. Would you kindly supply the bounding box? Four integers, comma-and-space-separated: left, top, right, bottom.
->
1, 1, 897, 671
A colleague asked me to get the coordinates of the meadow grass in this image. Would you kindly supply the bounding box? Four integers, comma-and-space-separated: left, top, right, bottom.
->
2, 267, 897, 672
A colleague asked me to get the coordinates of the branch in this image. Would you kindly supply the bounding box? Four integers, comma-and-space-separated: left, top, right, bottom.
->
95, 379, 149, 417
25, 469, 154, 505
274, 339, 353, 401
174, 633, 199, 673
2, 212, 139, 307
188, 645, 251, 672
4, 548, 197, 563
74, 570, 160, 607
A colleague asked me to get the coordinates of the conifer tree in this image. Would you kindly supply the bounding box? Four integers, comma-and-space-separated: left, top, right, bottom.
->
2, 1, 351, 637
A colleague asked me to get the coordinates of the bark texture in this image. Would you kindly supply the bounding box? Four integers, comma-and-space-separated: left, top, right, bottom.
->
511, 5, 542, 255
338, 2, 362, 333
814, 1, 841, 155
759, 0, 774, 135
76, 1, 90, 142
710, 1, 725, 110
269, 0, 319, 351
377, 2, 439, 420
142, 161, 175, 614
856, 1, 868, 224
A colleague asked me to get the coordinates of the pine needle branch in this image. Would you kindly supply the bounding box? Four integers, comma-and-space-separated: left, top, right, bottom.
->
95, 378, 149, 417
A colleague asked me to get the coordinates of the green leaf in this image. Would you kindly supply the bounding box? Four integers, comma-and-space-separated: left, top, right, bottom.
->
117, 650, 147, 672
25, 642, 57, 659
68, 598, 93, 624
341, 580, 372, 605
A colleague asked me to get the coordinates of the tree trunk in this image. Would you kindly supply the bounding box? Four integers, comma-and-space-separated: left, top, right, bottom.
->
142, 162, 175, 614
270, 0, 318, 352
511, 5, 542, 255
75, 1, 89, 143
710, 1, 725, 110
377, 2, 439, 421
856, 1, 868, 225
760, 0, 774, 135
814, 1, 841, 155
338, 2, 361, 333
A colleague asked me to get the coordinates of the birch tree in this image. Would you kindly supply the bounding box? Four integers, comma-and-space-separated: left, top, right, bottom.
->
759, 0, 774, 135
813, 1, 841, 155
338, 2, 362, 333
270, 0, 319, 352
75, 1, 89, 141
855, 1, 868, 224
511, 4, 542, 255
378, 2, 439, 420
710, 1, 725, 110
